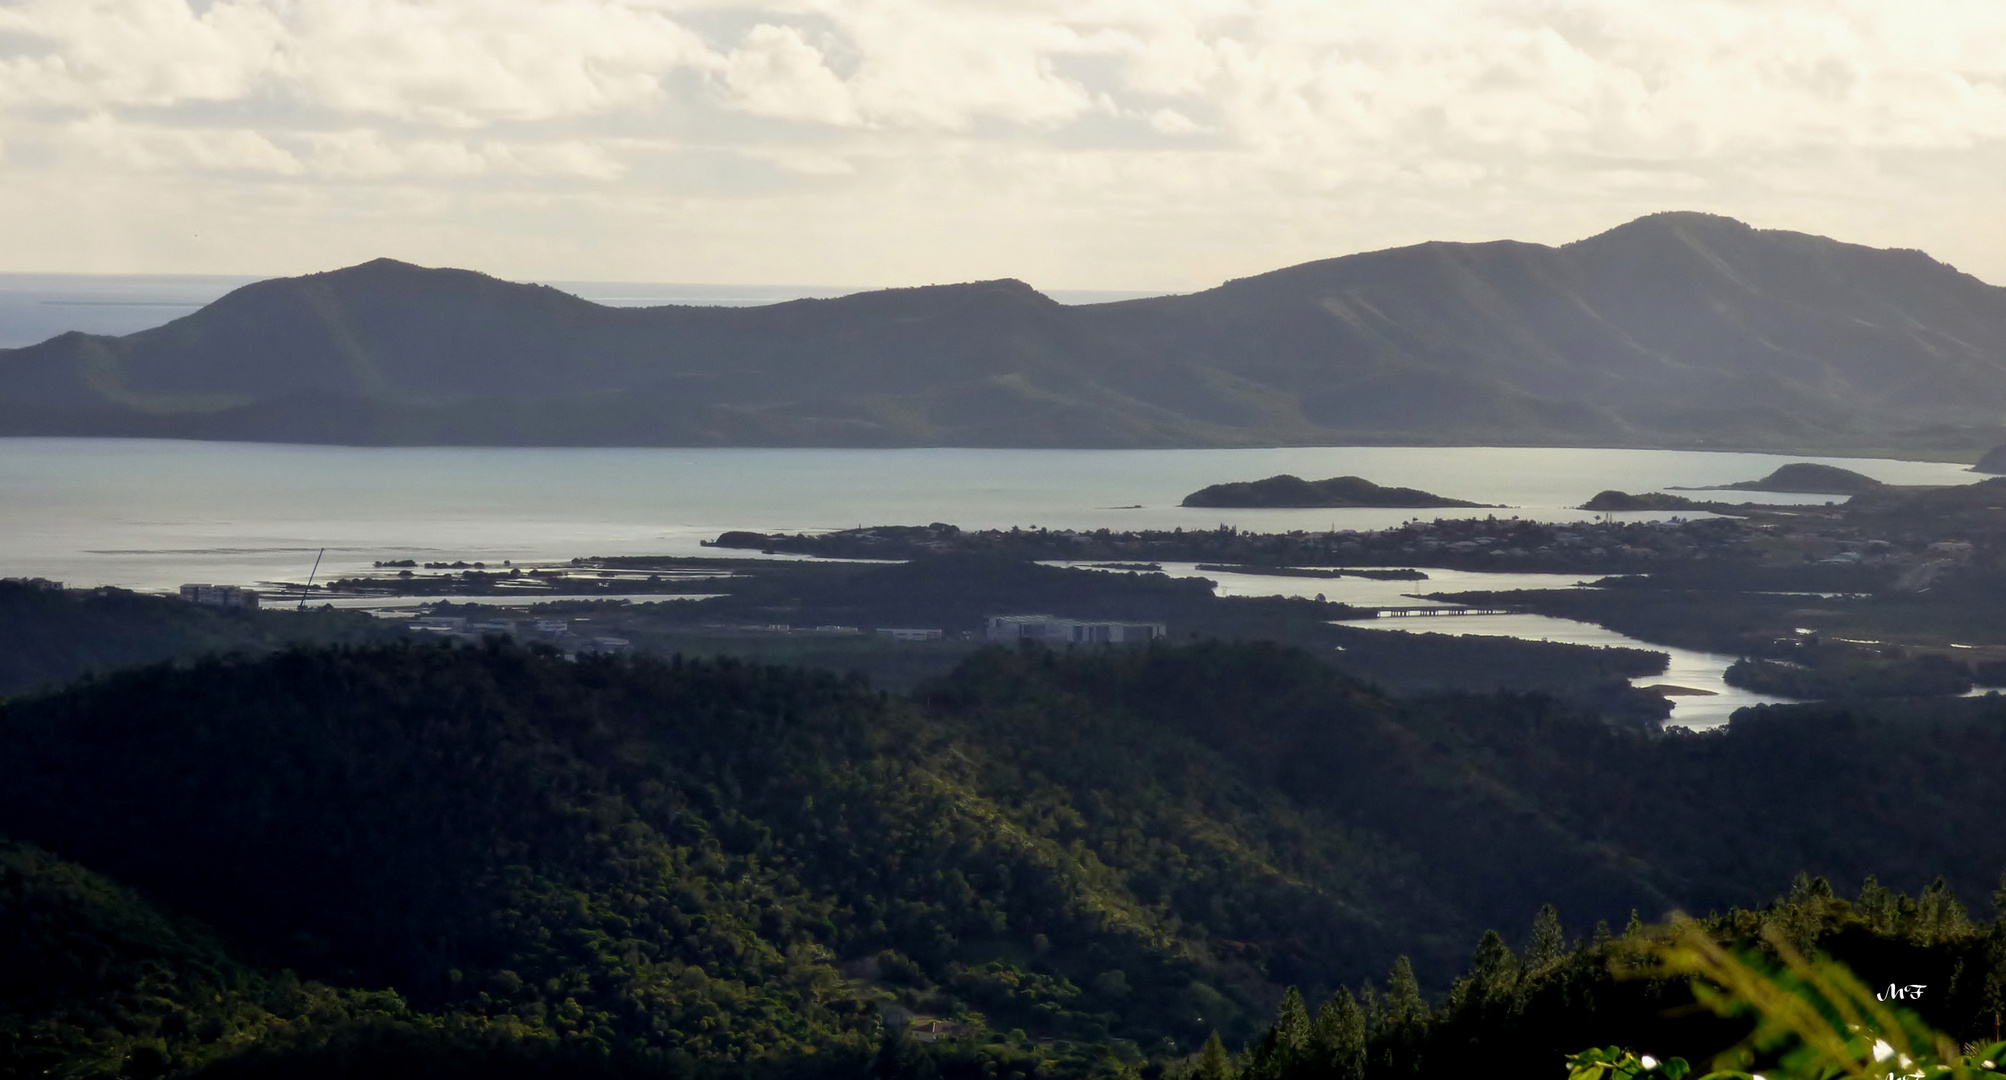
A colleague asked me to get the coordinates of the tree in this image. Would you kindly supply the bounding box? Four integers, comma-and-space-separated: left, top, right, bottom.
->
1312, 988, 1366, 1080
1384, 956, 1426, 1029
1469, 930, 1518, 1005
1525, 904, 1566, 973
1918, 876, 1971, 942
1858, 875, 1896, 933
1194, 1030, 1233, 1080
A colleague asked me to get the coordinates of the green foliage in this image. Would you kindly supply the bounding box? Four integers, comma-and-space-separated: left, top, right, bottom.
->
1565, 1046, 1691, 1080
8, 637, 2006, 1077
0, 841, 427, 1078
1238, 879, 2006, 1080
1605, 917, 2006, 1080
1724, 651, 1975, 700
0, 581, 398, 699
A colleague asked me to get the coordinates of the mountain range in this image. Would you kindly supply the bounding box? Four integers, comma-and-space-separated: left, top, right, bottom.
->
6, 212, 2006, 452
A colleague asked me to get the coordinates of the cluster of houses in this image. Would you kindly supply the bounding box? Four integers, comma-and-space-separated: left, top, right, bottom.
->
2, 577, 62, 591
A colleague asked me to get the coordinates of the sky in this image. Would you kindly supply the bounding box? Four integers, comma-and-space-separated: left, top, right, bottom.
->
4, 0, 2006, 291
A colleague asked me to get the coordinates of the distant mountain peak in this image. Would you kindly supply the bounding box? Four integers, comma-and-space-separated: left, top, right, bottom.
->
1568, 210, 1758, 247
6, 214, 2006, 455
306, 257, 436, 279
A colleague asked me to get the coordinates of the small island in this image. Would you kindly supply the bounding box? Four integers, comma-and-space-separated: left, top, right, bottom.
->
1579, 490, 1701, 511
1705, 462, 1885, 495
1972, 443, 2006, 475
1180, 474, 1486, 509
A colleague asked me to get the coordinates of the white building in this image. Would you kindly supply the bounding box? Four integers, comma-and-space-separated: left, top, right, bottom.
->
876, 628, 944, 641
984, 615, 1165, 644
179, 584, 261, 609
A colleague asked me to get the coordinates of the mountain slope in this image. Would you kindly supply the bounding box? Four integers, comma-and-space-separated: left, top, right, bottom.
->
6, 213, 2006, 451
8, 640, 2006, 1075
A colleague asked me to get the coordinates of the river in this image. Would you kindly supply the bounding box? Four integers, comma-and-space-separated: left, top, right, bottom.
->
1060, 560, 1791, 730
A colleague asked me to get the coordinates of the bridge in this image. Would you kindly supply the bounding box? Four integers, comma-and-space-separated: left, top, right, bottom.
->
1367, 606, 1521, 618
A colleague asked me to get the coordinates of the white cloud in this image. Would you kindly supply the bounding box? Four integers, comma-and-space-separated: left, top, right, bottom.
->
300, 129, 626, 179
1143, 107, 1201, 135
0, 0, 719, 124
724, 23, 861, 125
68, 113, 305, 174
4, 0, 2006, 286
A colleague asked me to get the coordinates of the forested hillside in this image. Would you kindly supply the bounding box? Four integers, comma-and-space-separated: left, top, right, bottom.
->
4, 640, 2005, 1077
0, 581, 400, 697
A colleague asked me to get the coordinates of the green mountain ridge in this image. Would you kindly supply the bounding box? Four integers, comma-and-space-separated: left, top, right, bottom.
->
7, 213, 2006, 453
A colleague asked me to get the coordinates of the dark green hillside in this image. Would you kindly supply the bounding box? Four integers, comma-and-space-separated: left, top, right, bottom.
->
9, 213, 2006, 453
11, 638, 2006, 1067
1229, 876, 2006, 1080
0, 841, 441, 1079
0, 581, 399, 698
8, 641, 2006, 1075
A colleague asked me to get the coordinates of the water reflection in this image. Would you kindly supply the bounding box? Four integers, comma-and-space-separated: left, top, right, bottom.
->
1063, 560, 1790, 730
0, 439, 1983, 592
1328, 611, 1794, 730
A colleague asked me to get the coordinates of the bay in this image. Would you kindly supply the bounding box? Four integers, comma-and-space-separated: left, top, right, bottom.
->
0, 438, 1981, 592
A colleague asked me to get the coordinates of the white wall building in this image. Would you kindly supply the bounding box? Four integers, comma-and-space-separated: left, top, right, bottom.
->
984, 615, 1165, 644
876, 628, 944, 641
179, 584, 260, 609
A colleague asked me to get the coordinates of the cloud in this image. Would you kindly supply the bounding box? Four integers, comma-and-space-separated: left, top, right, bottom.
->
0, 0, 718, 124
724, 23, 860, 125
68, 113, 305, 174
3, 0, 2006, 286
300, 130, 627, 179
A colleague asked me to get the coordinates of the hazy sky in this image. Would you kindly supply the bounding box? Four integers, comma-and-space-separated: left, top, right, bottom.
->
5, 0, 2006, 290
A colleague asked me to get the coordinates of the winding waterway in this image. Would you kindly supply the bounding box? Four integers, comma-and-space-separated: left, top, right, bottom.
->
1065, 561, 1792, 729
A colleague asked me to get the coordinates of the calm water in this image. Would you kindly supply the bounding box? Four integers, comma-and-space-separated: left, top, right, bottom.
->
2, 438, 1976, 729
1, 439, 1980, 592
1062, 561, 1786, 729
1330, 612, 1791, 730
